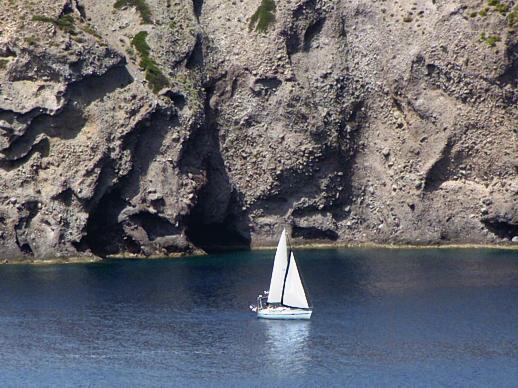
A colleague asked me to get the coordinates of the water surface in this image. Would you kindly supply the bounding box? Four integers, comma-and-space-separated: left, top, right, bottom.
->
0, 249, 517, 387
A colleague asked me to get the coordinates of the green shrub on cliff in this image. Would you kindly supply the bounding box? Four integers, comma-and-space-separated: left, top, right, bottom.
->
509, 6, 518, 27
483, 0, 510, 15
114, 0, 152, 24
495, 3, 509, 14
32, 15, 55, 24
32, 14, 76, 34
485, 35, 501, 46
131, 31, 169, 93
81, 23, 102, 40
480, 32, 501, 46
132, 31, 151, 57
249, 0, 276, 33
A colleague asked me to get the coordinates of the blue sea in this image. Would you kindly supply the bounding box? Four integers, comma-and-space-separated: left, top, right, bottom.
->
0, 248, 517, 387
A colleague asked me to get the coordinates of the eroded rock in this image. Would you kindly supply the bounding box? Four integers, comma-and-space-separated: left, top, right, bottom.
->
0, 0, 516, 260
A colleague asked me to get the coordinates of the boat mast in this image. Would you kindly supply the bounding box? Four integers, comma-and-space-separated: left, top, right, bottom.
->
280, 227, 292, 306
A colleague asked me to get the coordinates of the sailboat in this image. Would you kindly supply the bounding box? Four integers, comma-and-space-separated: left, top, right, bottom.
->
251, 229, 312, 320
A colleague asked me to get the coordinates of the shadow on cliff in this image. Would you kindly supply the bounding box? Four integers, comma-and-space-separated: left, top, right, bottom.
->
0, 65, 133, 170
80, 110, 181, 257
82, 84, 251, 256
180, 81, 251, 253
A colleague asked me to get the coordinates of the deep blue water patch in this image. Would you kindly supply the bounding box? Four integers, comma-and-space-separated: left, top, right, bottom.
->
0, 248, 517, 386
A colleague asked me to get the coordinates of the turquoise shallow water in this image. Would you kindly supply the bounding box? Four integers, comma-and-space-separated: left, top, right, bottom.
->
0, 248, 517, 387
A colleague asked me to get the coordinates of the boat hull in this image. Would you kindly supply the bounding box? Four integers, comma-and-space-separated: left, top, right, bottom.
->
257, 307, 312, 320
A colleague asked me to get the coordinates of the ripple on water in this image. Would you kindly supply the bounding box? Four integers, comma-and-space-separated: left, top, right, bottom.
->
0, 248, 516, 386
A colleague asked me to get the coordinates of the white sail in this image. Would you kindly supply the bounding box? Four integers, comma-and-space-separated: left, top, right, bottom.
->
282, 252, 309, 309
267, 229, 289, 304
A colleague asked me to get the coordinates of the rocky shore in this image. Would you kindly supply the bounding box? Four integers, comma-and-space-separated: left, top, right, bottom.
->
0, 0, 517, 262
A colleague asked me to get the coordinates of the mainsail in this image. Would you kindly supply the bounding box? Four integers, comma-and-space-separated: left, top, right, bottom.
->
267, 229, 289, 304
258, 229, 313, 319
282, 252, 310, 309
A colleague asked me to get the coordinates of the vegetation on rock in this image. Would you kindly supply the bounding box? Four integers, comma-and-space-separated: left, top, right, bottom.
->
81, 23, 102, 40
32, 14, 76, 34
487, 0, 509, 14
480, 32, 501, 46
114, 0, 152, 24
249, 0, 276, 33
508, 6, 518, 27
476, 0, 514, 17
1, 0, 517, 260
131, 31, 169, 93
474, 1, 517, 47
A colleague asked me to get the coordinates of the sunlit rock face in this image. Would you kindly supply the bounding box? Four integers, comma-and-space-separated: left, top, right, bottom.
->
0, 0, 516, 260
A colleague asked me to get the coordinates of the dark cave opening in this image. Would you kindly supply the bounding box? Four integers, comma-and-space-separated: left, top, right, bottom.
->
186, 35, 204, 70
184, 211, 251, 253
178, 78, 251, 253
482, 220, 518, 240
129, 212, 178, 241
182, 147, 250, 253
180, 126, 250, 253
84, 188, 127, 257
14, 201, 39, 256
292, 225, 338, 241
18, 243, 33, 255
164, 91, 186, 110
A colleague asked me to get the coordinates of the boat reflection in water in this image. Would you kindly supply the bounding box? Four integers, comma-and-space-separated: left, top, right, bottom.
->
261, 320, 311, 375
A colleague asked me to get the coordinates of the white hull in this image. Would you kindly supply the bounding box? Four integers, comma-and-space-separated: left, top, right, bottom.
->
257, 307, 312, 320
254, 229, 313, 320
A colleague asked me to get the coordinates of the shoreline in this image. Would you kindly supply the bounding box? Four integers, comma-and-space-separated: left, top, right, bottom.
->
251, 241, 518, 251
0, 256, 103, 265
0, 242, 517, 265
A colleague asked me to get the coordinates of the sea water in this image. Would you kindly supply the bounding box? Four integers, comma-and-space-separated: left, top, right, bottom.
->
0, 248, 517, 387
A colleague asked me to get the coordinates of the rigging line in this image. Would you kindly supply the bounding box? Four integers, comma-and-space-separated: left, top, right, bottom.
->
285, 224, 294, 253
285, 228, 291, 250
280, 253, 291, 306
281, 228, 291, 306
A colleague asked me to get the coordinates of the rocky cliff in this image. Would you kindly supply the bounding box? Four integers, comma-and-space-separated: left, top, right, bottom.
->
0, 0, 516, 261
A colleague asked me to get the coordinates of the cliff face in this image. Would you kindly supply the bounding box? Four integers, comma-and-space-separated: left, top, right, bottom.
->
0, 0, 516, 260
